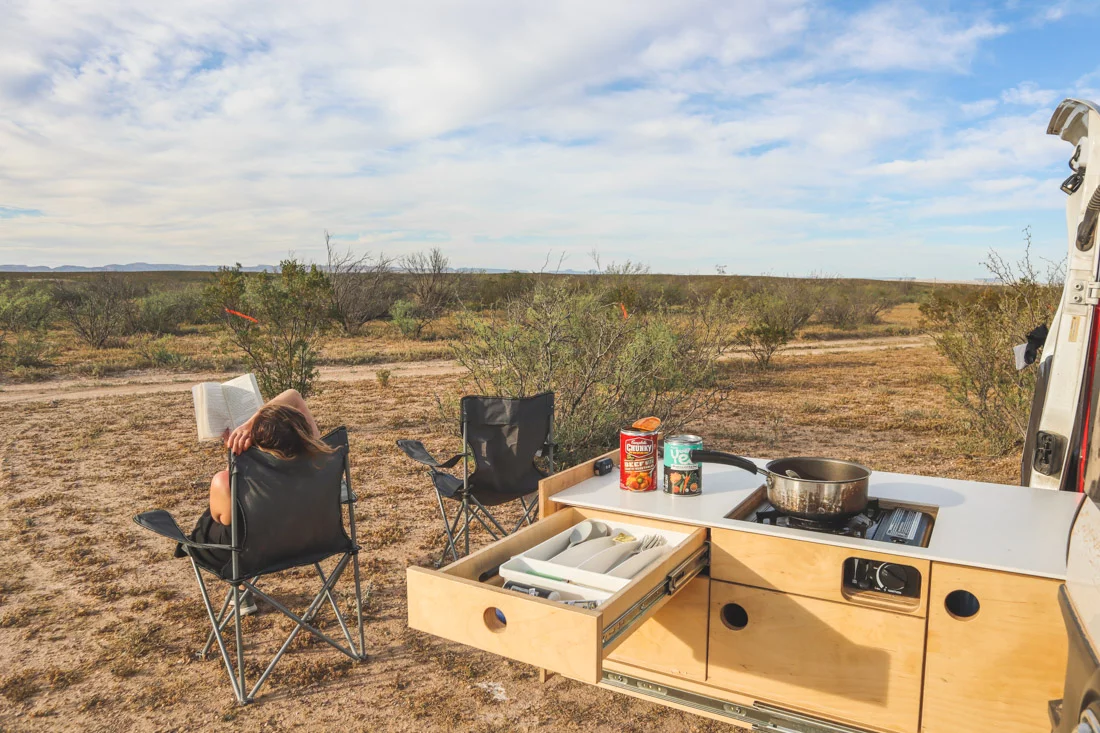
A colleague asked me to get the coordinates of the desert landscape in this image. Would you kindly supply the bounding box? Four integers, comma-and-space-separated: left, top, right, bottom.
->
0, 292, 1021, 731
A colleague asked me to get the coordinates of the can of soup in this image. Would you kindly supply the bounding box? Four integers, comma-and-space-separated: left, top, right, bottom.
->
620, 427, 658, 491
663, 435, 703, 496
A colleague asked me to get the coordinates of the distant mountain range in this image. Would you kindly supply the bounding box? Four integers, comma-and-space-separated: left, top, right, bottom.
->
0, 263, 279, 273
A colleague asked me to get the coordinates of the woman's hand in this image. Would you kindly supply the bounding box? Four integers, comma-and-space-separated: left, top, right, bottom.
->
224, 420, 254, 455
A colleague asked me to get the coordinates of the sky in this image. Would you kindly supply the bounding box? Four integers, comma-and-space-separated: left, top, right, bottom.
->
1, 1, 1099, 278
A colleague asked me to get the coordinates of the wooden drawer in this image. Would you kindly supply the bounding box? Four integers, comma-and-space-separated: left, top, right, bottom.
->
921, 563, 1066, 733
710, 527, 929, 616
406, 507, 708, 684
707, 580, 924, 733
606, 576, 709, 681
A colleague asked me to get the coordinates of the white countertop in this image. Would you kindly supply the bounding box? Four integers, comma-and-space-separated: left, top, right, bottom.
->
551, 460, 1085, 580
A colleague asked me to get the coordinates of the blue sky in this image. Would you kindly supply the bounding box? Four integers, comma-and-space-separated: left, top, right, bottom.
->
1, 1, 1098, 278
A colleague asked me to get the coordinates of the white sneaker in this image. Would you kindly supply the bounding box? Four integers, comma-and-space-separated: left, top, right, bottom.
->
229, 590, 258, 616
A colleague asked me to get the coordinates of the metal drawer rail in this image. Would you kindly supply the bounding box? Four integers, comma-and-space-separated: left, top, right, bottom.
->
601, 543, 709, 649
601, 670, 874, 733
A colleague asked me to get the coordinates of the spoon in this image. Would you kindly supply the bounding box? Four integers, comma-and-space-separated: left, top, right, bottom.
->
566, 520, 608, 548
785, 469, 802, 479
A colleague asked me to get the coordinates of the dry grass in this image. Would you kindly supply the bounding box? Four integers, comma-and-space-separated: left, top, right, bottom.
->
0, 343, 1020, 730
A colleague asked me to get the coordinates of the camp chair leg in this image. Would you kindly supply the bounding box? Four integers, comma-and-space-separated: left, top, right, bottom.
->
434, 487, 462, 566
232, 584, 246, 701
512, 495, 539, 533
190, 559, 246, 705
243, 555, 358, 700
468, 495, 507, 538
201, 576, 261, 660
201, 586, 234, 660
315, 562, 356, 652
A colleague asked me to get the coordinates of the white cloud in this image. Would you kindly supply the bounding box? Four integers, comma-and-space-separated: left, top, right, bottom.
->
0, 0, 1078, 278
1002, 82, 1059, 107
828, 2, 1006, 72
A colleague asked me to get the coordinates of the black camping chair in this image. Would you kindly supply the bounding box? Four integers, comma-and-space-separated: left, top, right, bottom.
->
397, 392, 554, 564
133, 427, 367, 705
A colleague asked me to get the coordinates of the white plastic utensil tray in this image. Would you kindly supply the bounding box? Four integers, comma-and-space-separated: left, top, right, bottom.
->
498, 519, 687, 603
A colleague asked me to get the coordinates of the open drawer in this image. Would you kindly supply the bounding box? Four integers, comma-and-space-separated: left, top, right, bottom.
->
406, 507, 708, 684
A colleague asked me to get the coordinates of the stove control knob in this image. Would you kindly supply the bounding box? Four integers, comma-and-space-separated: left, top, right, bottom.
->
875, 563, 908, 593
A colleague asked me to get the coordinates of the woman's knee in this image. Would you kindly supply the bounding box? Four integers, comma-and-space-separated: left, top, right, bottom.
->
211, 469, 230, 493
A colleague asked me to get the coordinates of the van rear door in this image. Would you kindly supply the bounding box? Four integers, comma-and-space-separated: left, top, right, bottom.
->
1022, 98, 1100, 491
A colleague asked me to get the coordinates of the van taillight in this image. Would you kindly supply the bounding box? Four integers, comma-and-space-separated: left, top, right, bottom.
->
1079, 314, 1100, 493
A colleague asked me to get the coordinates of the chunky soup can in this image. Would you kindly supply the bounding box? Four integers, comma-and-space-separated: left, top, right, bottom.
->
663, 434, 703, 496
620, 427, 658, 491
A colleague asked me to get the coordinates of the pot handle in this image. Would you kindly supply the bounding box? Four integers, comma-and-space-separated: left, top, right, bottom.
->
690, 449, 760, 476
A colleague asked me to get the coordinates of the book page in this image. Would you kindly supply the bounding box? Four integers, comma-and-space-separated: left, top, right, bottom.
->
222, 373, 263, 429
193, 382, 231, 441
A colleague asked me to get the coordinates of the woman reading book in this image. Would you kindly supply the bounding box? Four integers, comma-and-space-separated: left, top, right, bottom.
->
184, 389, 334, 614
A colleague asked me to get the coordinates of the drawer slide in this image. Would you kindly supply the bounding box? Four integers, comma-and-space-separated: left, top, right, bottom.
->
601, 670, 875, 733
602, 543, 709, 648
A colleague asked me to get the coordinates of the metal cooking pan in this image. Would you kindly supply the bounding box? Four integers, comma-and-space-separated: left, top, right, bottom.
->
691, 450, 871, 522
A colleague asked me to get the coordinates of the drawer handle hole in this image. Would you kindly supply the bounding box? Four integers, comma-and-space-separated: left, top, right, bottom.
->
720, 603, 748, 631
484, 607, 507, 632
944, 590, 980, 620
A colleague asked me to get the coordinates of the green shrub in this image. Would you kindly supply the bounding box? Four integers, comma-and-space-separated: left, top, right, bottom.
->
398, 248, 457, 338
52, 274, 138, 348
390, 299, 421, 338
922, 233, 1062, 453
452, 280, 731, 466
8, 331, 54, 368
734, 282, 819, 368
128, 287, 205, 335
205, 260, 333, 398
818, 283, 896, 329
0, 281, 54, 366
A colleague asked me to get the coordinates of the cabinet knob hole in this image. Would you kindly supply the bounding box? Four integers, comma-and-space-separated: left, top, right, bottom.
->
944, 590, 980, 619
484, 607, 507, 632
721, 603, 749, 630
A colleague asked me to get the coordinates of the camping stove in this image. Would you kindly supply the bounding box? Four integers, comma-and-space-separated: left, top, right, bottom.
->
741, 494, 935, 548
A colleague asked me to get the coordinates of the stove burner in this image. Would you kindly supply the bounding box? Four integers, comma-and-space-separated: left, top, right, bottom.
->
745, 497, 931, 546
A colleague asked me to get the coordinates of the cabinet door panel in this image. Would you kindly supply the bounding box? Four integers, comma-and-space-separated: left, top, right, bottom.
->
606, 577, 709, 681
921, 563, 1066, 733
707, 581, 923, 733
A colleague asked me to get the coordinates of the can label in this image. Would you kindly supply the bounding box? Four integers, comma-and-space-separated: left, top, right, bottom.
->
664, 435, 702, 496
620, 428, 657, 491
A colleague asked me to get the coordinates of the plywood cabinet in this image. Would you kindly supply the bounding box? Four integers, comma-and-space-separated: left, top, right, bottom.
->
921, 563, 1067, 733
606, 577, 709, 681
707, 580, 925, 733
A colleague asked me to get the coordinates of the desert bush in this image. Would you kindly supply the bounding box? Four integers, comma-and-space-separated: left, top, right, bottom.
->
398, 248, 457, 339
468, 271, 536, 309
325, 232, 397, 334
389, 299, 420, 338
133, 335, 192, 369
205, 260, 333, 398
0, 281, 54, 365
817, 282, 896, 329
52, 273, 138, 348
376, 368, 392, 388
734, 281, 820, 368
922, 234, 1062, 453
127, 286, 205, 335
7, 331, 54, 367
451, 279, 731, 466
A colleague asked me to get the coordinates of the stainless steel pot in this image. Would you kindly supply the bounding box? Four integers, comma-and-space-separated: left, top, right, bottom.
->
691, 450, 871, 521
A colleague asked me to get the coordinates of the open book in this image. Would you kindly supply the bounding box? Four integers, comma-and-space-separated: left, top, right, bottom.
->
192, 373, 264, 442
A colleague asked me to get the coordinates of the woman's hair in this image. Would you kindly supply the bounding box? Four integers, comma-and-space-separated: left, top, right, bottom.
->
249, 404, 335, 460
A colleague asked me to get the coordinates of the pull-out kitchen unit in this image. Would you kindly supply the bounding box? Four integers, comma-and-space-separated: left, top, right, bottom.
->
407, 454, 1083, 732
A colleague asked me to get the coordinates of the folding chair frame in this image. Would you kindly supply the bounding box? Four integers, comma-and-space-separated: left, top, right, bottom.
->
186, 449, 367, 705
433, 414, 553, 566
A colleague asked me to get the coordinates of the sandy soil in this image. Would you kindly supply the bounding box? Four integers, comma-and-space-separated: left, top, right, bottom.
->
0, 336, 929, 405
0, 344, 1017, 732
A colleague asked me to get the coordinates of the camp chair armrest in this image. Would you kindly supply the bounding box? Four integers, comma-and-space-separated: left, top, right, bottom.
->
537, 442, 559, 457
133, 510, 236, 551
396, 439, 468, 468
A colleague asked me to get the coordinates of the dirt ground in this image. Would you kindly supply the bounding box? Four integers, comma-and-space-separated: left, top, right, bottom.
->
0, 344, 1019, 732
